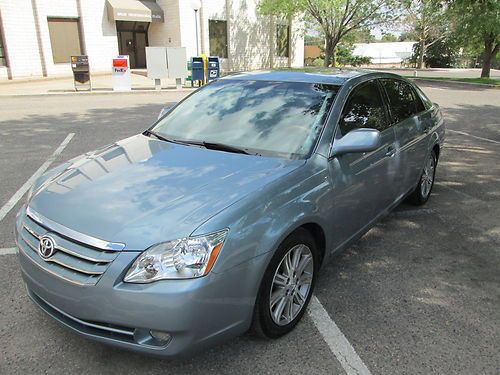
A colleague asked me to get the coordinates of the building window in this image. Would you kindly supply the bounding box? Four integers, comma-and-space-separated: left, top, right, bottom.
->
0, 24, 6, 66
276, 24, 290, 57
209, 20, 228, 58
47, 18, 83, 64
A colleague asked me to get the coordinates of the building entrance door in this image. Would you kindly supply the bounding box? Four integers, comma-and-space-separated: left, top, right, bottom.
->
116, 21, 149, 68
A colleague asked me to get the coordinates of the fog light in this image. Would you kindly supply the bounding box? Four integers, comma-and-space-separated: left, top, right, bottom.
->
150, 330, 171, 344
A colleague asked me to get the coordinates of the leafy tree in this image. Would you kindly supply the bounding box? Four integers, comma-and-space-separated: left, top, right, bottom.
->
381, 33, 398, 42
337, 43, 372, 66
401, 0, 451, 69
398, 31, 417, 41
448, 0, 500, 78
258, 0, 398, 67
349, 27, 377, 43
410, 36, 459, 67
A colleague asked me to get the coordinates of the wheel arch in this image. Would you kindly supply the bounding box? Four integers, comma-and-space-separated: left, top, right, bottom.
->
298, 223, 326, 266
432, 143, 440, 161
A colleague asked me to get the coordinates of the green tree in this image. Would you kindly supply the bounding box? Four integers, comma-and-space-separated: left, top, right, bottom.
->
337, 43, 372, 65
258, 0, 397, 67
401, 0, 451, 69
410, 35, 459, 67
448, 0, 500, 78
381, 33, 398, 42
398, 31, 417, 41
349, 27, 377, 43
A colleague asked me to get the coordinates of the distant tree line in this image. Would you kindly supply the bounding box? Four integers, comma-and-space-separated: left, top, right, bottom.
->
258, 0, 499, 78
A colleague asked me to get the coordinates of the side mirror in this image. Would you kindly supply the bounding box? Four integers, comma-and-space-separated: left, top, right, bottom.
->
157, 104, 177, 119
331, 128, 381, 157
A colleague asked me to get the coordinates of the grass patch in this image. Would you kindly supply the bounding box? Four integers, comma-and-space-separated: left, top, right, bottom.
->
407, 76, 500, 86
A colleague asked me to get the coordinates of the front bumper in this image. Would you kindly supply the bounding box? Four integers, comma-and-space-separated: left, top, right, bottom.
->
16, 211, 269, 357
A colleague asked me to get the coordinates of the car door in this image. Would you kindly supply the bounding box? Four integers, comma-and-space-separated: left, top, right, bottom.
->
326, 80, 398, 250
380, 79, 428, 198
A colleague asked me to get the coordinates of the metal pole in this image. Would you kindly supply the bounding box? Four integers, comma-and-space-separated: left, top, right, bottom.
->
194, 9, 199, 56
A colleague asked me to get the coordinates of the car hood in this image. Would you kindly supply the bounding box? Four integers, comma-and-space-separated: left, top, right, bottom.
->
28, 134, 303, 250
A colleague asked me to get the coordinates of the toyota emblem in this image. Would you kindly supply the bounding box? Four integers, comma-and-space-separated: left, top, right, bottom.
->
38, 236, 56, 259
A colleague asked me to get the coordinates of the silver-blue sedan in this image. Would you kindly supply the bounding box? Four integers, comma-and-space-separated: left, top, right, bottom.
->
15, 70, 445, 357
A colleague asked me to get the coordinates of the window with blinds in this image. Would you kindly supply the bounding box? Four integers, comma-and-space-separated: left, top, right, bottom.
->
47, 18, 83, 64
209, 20, 228, 58
276, 24, 290, 58
0, 23, 6, 66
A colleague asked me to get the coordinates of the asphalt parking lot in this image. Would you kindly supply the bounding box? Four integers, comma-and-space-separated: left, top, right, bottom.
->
0, 81, 498, 374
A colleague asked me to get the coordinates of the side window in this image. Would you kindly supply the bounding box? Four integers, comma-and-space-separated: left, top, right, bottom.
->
414, 85, 433, 110
339, 81, 388, 135
381, 79, 418, 124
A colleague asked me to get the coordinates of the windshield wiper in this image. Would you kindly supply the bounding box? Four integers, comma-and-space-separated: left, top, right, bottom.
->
144, 131, 251, 155
202, 142, 250, 155
144, 131, 195, 147
143, 130, 173, 143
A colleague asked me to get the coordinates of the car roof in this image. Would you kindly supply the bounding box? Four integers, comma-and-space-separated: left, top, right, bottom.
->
220, 69, 404, 86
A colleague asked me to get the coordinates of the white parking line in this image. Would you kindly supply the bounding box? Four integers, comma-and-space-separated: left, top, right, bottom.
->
0, 133, 74, 223
447, 129, 499, 145
0, 247, 16, 255
308, 295, 372, 375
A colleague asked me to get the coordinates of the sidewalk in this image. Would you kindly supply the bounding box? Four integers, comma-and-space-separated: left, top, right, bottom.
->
0, 71, 196, 96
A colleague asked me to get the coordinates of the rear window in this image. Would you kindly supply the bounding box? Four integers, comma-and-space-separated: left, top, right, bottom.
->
380, 79, 421, 124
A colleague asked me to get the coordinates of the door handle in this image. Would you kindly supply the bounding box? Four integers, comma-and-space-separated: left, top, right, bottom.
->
385, 146, 396, 157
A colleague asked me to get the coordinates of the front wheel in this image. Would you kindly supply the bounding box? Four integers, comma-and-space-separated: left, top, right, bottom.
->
251, 229, 319, 338
408, 149, 437, 205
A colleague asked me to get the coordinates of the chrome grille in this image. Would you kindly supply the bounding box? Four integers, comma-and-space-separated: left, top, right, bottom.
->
18, 214, 120, 286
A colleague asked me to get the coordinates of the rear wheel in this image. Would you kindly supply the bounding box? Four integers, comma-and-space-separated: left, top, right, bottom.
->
408, 149, 437, 205
251, 229, 319, 338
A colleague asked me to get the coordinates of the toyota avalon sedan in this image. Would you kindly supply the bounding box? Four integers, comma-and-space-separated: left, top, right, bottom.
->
15, 70, 444, 357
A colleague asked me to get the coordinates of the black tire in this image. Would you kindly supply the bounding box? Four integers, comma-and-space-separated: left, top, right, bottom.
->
251, 228, 319, 339
407, 149, 438, 206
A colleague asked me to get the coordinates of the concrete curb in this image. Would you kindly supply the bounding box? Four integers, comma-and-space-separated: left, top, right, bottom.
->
0, 87, 197, 98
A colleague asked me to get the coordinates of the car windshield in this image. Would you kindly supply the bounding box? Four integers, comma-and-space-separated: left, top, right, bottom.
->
152, 79, 339, 158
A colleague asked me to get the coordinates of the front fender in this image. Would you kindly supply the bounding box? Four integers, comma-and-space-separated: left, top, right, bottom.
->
192, 156, 332, 275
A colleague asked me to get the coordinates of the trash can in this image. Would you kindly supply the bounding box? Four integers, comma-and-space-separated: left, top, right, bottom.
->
71, 55, 91, 91
207, 56, 220, 82
191, 56, 205, 87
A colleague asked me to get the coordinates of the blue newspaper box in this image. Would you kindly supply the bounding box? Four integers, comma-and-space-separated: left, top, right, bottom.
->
207, 56, 220, 81
191, 57, 205, 86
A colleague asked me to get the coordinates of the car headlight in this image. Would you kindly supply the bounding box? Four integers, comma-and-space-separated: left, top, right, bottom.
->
124, 229, 228, 283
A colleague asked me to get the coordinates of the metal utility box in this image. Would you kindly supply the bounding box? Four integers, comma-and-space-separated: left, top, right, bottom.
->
166, 47, 188, 80
191, 57, 205, 86
71, 55, 91, 91
146, 47, 168, 79
207, 56, 220, 81
146, 47, 187, 89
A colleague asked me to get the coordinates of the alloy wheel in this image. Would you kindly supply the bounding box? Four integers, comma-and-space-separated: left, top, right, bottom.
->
269, 244, 314, 326
420, 153, 435, 198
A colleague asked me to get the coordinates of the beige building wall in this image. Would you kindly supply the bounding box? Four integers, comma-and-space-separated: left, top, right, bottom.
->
0, 0, 119, 80
0, 0, 304, 80
148, 0, 181, 48
0, 0, 44, 79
